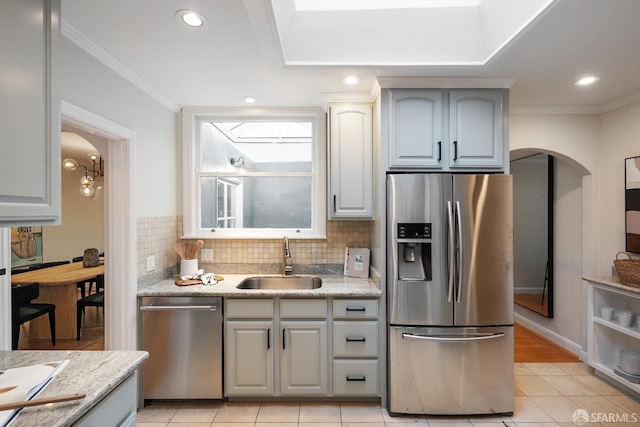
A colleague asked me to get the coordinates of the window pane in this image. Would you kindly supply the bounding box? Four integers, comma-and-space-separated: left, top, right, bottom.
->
200, 176, 312, 229
200, 176, 218, 229
217, 182, 224, 218
200, 122, 312, 173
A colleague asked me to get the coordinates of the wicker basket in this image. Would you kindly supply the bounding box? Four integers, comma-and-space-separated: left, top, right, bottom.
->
614, 252, 640, 287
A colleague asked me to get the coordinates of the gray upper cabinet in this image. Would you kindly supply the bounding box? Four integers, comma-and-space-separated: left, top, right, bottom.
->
387, 89, 444, 168
449, 89, 504, 169
385, 88, 506, 171
328, 103, 373, 219
0, 0, 61, 226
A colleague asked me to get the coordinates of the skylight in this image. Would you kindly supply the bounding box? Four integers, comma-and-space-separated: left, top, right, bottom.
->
295, 0, 481, 11
273, 0, 556, 66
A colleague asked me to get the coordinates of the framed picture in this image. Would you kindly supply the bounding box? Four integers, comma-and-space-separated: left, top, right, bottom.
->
10, 226, 43, 268
625, 156, 640, 253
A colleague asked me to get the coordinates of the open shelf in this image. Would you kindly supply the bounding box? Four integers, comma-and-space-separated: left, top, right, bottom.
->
585, 277, 640, 398
593, 316, 640, 340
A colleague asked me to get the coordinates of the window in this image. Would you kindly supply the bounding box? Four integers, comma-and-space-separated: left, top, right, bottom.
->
182, 107, 326, 239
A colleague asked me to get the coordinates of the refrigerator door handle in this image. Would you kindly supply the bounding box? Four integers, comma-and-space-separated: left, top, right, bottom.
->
455, 200, 463, 303
447, 200, 455, 303
402, 332, 505, 342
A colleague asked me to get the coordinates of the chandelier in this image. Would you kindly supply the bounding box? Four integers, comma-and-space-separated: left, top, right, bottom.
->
62, 152, 104, 197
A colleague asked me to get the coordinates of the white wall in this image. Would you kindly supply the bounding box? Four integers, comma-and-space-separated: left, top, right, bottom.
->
58, 38, 178, 217
510, 103, 640, 353
510, 113, 598, 353
42, 141, 105, 262
598, 101, 640, 270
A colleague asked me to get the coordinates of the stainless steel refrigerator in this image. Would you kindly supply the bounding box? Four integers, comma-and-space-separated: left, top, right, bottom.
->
387, 173, 514, 416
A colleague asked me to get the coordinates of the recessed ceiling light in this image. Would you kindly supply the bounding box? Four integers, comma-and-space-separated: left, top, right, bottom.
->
176, 10, 206, 27
242, 96, 258, 104
574, 76, 599, 86
342, 75, 361, 85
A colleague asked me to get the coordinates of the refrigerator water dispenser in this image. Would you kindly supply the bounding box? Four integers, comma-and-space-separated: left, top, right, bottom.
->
397, 242, 431, 281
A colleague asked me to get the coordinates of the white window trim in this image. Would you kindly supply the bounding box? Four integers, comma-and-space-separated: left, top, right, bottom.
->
181, 106, 327, 239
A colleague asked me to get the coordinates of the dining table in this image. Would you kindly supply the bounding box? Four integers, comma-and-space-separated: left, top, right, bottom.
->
11, 262, 105, 340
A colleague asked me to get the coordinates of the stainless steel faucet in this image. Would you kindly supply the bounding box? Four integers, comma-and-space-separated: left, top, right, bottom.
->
283, 236, 293, 275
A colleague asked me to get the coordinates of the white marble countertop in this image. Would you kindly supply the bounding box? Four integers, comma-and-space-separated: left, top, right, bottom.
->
583, 275, 640, 294
137, 274, 381, 298
0, 350, 148, 427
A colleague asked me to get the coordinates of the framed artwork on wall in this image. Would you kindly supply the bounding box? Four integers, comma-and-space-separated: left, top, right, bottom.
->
625, 156, 640, 253
10, 226, 43, 268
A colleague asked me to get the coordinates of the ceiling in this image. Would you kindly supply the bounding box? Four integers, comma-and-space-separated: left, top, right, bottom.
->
60, 0, 640, 114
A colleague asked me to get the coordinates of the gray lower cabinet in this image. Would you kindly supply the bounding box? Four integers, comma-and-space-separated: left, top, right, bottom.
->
74, 373, 138, 426
224, 297, 378, 398
332, 300, 379, 396
225, 319, 274, 396
280, 320, 327, 395
225, 298, 328, 397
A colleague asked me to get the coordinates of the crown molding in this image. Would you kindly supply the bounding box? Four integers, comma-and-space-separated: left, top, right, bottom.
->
509, 105, 601, 115
511, 89, 640, 115
376, 76, 516, 89
61, 19, 181, 113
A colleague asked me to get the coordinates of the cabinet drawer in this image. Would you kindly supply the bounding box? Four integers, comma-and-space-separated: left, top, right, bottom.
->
333, 300, 378, 319
226, 299, 273, 319
333, 360, 379, 396
333, 321, 378, 357
280, 299, 327, 319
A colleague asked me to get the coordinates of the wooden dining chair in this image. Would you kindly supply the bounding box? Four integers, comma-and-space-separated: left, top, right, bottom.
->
11, 283, 56, 350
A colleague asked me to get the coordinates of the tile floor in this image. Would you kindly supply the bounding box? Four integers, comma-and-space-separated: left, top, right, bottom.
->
137, 362, 640, 427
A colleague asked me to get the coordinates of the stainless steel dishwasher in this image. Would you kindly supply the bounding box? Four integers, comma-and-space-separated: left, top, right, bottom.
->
140, 296, 222, 399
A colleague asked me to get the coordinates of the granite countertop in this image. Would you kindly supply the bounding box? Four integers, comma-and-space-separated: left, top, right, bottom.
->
137, 274, 381, 298
0, 350, 148, 427
583, 275, 640, 294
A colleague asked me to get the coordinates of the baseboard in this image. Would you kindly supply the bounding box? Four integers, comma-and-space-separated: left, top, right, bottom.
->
514, 312, 583, 356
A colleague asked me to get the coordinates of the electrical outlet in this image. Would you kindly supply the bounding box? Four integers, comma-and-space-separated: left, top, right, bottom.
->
146, 255, 155, 272
201, 248, 214, 262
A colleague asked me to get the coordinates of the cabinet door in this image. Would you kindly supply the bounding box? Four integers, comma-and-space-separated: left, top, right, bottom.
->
388, 89, 443, 168
449, 89, 504, 169
0, 0, 61, 225
328, 103, 373, 218
225, 320, 274, 396
280, 320, 327, 395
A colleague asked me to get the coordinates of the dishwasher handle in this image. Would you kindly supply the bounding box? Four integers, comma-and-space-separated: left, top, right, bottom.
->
140, 305, 218, 312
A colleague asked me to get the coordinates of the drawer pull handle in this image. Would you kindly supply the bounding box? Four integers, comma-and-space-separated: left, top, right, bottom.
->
346, 307, 366, 312
267, 328, 271, 350
346, 337, 366, 342
346, 376, 366, 382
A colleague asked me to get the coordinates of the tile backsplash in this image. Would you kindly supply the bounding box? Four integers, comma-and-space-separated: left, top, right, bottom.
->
137, 216, 372, 282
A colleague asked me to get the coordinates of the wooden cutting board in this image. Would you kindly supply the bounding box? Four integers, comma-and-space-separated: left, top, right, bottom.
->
174, 279, 201, 286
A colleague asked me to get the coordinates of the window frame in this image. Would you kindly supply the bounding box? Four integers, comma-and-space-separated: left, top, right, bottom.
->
181, 107, 327, 239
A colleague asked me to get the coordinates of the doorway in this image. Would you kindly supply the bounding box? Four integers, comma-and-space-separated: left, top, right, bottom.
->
59, 101, 137, 350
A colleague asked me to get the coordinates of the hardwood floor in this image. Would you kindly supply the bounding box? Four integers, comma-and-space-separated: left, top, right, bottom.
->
18, 305, 576, 364
514, 322, 578, 363
17, 299, 105, 351
514, 293, 549, 317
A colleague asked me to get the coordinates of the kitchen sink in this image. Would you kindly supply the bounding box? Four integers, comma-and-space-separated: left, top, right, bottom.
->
236, 276, 322, 290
